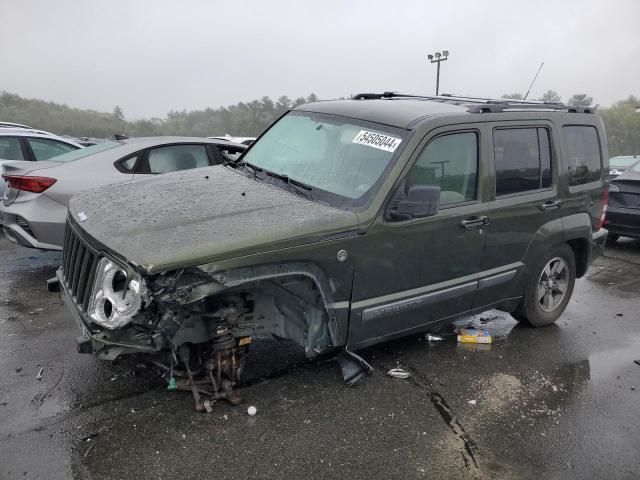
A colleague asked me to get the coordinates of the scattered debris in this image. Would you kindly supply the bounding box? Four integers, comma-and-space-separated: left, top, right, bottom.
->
457, 328, 492, 344
84, 443, 95, 458
387, 368, 411, 379
633, 360, 640, 367
337, 350, 374, 386
616, 313, 624, 317
425, 334, 444, 342
631, 386, 636, 391
468, 400, 477, 405
36, 367, 43, 381
479, 314, 499, 324
247, 405, 257, 416
203, 400, 213, 413
15, 367, 22, 373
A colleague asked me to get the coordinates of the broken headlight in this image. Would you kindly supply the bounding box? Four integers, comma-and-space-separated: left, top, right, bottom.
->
88, 258, 147, 329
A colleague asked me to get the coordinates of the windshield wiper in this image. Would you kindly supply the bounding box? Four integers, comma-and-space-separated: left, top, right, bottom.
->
241, 162, 263, 179
263, 170, 314, 199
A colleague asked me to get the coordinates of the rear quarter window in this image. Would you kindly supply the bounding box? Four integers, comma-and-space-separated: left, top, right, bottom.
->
563, 126, 602, 186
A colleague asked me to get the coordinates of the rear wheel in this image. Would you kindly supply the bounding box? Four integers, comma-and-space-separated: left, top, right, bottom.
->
512, 244, 576, 327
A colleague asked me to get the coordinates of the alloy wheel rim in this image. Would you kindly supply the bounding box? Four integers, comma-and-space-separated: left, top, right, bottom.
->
537, 257, 569, 313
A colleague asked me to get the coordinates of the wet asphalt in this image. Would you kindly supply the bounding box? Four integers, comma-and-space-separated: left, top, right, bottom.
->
0, 236, 639, 480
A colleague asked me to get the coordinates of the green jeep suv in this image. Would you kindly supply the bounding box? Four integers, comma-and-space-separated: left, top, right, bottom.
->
51, 93, 608, 408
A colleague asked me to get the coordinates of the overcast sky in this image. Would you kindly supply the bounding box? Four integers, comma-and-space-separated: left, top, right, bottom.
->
1, 0, 638, 119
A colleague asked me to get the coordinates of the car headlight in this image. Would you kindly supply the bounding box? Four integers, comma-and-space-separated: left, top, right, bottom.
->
609, 183, 620, 193
88, 258, 147, 329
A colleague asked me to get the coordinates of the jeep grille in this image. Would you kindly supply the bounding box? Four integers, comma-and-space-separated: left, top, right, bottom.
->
61, 221, 100, 313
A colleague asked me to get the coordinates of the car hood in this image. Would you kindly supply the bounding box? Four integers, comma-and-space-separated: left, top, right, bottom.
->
68, 166, 359, 273
612, 170, 640, 182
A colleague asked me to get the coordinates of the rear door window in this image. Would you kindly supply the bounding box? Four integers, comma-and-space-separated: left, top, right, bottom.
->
563, 126, 602, 186
146, 144, 209, 174
494, 127, 552, 196
26, 137, 78, 160
0, 136, 26, 160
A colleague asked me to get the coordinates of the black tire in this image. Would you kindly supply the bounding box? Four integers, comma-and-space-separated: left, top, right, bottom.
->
512, 243, 576, 328
607, 234, 620, 244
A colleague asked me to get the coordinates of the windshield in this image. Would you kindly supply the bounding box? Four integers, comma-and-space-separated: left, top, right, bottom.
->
240, 111, 407, 208
47, 140, 120, 162
631, 160, 640, 173
610, 156, 638, 168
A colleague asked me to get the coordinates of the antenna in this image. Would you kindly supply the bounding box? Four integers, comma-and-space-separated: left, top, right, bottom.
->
523, 62, 544, 100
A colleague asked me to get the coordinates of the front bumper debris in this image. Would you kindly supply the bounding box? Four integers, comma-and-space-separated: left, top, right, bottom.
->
55, 268, 159, 360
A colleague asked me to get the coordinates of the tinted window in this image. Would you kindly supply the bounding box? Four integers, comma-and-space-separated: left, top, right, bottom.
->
407, 132, 478, 205
43, 140, 120, 162
494, 128, 552, 196
120, 155, 138, 172
563, 126, 601, 186
0, 137, 24, 160
610, 156, 638, 168
27, 137, 78, 160
147, 145, 209, 174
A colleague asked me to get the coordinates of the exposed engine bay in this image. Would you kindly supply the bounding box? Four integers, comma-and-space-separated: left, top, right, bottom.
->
79, 263, 343, 411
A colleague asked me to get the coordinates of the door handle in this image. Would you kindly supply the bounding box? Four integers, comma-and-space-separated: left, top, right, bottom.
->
460, 216, 489, 229
541, 200, 562, 211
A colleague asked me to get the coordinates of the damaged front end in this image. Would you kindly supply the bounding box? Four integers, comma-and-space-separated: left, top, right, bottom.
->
54, 227, 348, 410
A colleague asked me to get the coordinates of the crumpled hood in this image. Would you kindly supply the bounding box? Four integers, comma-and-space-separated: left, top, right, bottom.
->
68, 166, 358, 273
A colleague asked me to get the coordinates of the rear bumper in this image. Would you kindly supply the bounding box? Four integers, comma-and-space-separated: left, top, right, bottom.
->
590, 228, 607, 261
0, 194, 66, 250
604, 207, 640, 239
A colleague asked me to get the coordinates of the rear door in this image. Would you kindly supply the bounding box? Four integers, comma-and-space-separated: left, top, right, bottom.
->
475, 122, 563, 308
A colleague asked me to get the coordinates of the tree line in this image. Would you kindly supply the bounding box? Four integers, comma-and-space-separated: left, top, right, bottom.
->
1, 90, 638, 156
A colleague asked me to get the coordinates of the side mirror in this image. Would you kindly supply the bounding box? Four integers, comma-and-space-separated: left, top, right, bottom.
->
387, 183, 440, 221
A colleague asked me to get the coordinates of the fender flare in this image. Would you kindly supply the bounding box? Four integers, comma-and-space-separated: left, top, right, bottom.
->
198, 262, 347, 347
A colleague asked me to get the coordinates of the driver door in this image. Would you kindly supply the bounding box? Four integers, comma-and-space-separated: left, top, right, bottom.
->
348, 127, 489, 349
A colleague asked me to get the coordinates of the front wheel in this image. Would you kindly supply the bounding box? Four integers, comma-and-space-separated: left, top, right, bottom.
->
512, 244, 576, 327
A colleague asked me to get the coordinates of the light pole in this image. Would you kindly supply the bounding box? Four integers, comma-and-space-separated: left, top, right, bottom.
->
427, 50, 449, 95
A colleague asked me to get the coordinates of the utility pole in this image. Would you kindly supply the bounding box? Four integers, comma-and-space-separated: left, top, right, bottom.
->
427, 50, 449, 95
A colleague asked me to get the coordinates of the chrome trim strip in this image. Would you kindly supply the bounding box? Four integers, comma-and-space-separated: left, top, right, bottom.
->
478, 270, 517, 289
351, 262, 523, 311
327, 301, 350, 310
362, 281, 477, 322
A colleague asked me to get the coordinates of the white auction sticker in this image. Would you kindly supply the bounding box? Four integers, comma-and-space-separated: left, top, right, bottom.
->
352, 130, 402, 153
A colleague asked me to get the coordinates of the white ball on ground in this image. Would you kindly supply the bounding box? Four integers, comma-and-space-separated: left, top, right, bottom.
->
247, 406, 257, 416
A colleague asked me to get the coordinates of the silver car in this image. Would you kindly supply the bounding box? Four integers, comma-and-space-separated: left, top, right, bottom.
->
1, 136, 246, 250
0, 128, 83, 203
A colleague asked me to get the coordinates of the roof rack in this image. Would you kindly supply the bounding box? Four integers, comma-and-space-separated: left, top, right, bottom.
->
351, 92, 595, 114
